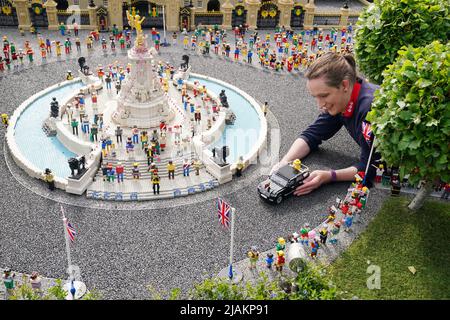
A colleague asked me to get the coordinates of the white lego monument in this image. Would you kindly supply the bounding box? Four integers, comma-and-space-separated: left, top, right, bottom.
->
112, 10, 173, 128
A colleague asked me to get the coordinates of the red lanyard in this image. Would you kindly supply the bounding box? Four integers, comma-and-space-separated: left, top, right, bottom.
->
342, 81, 362, 118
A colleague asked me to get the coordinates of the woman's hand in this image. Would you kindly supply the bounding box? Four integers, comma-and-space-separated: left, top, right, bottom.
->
269, 159, 289, 176
293, 170, 332, 196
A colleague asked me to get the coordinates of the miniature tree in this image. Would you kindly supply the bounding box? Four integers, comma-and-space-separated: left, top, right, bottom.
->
366, 41, 450, 211
354, 0, 449, 84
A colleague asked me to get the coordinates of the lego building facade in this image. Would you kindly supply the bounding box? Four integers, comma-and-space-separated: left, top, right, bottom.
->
0, 0, 368, 31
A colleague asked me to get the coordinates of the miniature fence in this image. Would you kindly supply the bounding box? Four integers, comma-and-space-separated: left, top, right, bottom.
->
57, 10, 90, 26
312, 14, 341, 27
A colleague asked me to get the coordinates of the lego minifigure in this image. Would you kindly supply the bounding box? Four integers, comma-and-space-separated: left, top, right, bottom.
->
105, 74, 112, 90
167, 160, 175, 180
1, 113, 9, 128
152, 173, 160, 195
375, 164, 383, 183
101, 163, 109, 181
42, 168, 55, 190
340, 200, 350, 218
441, 183, 450, 200
26, 47, 33, 62
116, 162, 124, 183
275, 250, 285, 273
262, 101, 269, 116
319, 224, 328, 245
247, 246, 260, 270
115, 80, 121, 94
160, 132, 166, 152
310, 237, 320, 259
2, 268, 15, 299
193, 159, 201, 176
71, 118, 79, 135
132, 163, 140, 179
235, 156, 244, 177
107, 166, 116, 182
132, 125, 139, 144
148, 163, 158, 178
329, 222, 341, 244
265, 253, 274, 269
276, 237, 286, 251
81, 115, 90, 134
126, 137, 134, 153
391, 171, 401, 196
59, 22, 66, 36
326, 206, 337, 224
183, 159, 191, 177
139, 131, 148, 150
115, 126, 123, 144
344, 211, 354, 232
300, 223, 310, 245
359, 187, 369, 209
292, 159, 302, 172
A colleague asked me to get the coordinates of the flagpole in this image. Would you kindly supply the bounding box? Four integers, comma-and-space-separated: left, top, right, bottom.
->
60, 205, 73, 281
162, 4, 168, 47
363, 136, 377, 186
228, 207, 235, 279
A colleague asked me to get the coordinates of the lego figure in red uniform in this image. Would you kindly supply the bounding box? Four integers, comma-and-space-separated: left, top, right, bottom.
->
275, 250, 285, 273
116, 162, 124, 183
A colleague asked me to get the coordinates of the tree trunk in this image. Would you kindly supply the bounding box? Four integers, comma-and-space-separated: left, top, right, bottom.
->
408, 180, 434, 212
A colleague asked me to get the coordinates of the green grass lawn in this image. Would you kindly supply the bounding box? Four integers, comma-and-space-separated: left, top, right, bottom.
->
328, 196, 450, 300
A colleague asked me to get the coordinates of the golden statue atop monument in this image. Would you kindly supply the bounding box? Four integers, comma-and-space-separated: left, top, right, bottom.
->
126, 9, 146, 48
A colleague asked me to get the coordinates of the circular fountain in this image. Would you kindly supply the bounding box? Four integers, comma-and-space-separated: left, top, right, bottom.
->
6, 12, 268, 201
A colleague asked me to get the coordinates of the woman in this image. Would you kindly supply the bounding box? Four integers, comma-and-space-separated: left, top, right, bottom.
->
271, 52, 380, 195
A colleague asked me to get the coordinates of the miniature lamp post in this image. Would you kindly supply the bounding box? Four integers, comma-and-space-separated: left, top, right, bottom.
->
70, 280, 76, 299
286, 242, 308, 273
162, 5, 170, 47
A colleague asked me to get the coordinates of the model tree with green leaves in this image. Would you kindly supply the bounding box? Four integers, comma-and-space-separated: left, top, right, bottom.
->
366, 41, 450, 211
354, 0, 449, 84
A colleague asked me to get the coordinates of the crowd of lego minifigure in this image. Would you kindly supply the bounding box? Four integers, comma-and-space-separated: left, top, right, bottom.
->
178, 24, 355, 73
0, 22, 354, 74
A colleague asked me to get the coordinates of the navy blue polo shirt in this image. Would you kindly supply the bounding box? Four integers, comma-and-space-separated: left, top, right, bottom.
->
299, 79, 380, 185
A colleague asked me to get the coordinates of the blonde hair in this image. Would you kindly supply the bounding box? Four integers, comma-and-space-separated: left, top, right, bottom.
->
305, 52, 357, 88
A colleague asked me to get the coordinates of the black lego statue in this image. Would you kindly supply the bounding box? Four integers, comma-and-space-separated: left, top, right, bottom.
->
50, 97, 59, 118
219, 90, 229, 108
181, 55, 189, 71
68, 155, 86, 177
78, 57, 86, 72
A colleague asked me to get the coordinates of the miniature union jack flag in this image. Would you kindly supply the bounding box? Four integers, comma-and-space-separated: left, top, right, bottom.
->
362, 121, 373, 143
66, 219, 77, 243
216, 197, 231, 228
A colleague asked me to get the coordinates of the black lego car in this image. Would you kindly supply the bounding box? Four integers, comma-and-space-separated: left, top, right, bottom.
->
257, 163, 310, 204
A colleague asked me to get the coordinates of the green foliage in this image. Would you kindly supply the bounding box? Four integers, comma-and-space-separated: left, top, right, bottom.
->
366, 41, 450, 185
148, 285, 182, 300
187, 264, 338, 300
8, 277, 102, 300
81, 289, 102, 300
47, 279, 68, 300
8, 275, 43, 300
290, 265, 338, 300
354, 0, 449, 84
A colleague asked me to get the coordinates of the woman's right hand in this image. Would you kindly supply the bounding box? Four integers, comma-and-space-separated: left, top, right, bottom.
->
269, 159, 289, 176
